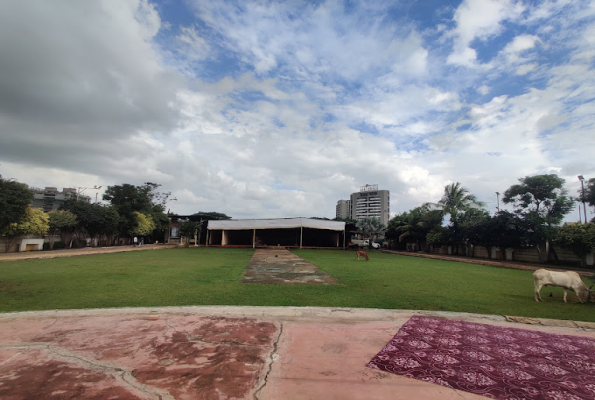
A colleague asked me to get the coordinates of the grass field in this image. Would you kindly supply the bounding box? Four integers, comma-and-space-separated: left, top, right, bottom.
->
0, 248, 593, 322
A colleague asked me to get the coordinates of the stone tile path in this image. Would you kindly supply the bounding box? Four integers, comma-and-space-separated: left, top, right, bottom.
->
2, 307, 593, 400
241, 248, 339, 285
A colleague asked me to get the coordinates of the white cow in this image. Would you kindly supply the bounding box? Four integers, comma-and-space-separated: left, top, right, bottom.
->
533, 269, 594, 303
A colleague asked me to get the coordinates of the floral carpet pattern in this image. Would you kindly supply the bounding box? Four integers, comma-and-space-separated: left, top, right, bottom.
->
367, 316, 595, 400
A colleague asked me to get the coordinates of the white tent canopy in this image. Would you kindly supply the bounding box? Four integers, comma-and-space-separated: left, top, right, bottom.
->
206, 218, 346, 248
207, 218, 345, 231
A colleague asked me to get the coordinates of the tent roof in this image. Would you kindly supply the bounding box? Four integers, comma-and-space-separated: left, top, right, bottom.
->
207, 218, 345, 231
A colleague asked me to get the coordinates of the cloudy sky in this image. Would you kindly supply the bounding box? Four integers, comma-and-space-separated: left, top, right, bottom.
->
1, 0, 594, 221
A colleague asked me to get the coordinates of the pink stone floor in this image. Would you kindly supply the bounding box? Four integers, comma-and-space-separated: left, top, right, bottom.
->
1, 307, 594, 400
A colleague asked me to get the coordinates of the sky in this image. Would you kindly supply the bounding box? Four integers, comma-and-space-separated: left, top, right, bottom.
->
0, 0, 594, 221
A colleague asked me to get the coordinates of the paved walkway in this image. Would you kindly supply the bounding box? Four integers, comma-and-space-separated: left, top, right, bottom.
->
1, 306, 594, 400
242, 248, 339, 285
0, 244, 177, 262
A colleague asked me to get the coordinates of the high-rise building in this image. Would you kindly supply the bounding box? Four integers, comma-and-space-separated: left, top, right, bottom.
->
335, 199, 351, 219
349, 184, 390, 226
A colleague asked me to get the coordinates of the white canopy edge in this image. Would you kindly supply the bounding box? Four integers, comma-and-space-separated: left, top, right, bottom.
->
207, 218, 345, 231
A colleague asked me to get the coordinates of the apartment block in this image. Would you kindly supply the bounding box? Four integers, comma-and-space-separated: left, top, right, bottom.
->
349, 184, 390, 226
31, 187, 91, 212
335, 199, 351, 219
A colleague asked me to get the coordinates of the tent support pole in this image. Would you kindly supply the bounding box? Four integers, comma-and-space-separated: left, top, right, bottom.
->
253, 229, 256, 249
300, 226, 303, 249
206, 230, 209, 247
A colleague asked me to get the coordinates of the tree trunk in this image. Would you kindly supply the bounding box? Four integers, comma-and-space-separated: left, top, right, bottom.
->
5, 236, 17, 253
49, 230, 56, 250
536, 243, 548, 263
548, 242, 559, 263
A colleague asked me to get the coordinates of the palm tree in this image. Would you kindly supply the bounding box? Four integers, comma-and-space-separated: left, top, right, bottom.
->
436, 182, 484, 221
385, 204, 443, 251
431, 182, 485, 255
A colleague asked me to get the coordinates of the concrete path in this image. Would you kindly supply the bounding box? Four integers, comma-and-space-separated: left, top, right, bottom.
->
242, 249, 339, 285
0, 244, 177, 262
1, 306, 594, 400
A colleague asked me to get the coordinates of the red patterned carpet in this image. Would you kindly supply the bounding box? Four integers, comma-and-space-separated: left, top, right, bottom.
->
367, 316, 595, 400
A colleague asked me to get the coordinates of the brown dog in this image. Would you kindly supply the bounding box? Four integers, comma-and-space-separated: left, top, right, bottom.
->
356, 250, 369, 261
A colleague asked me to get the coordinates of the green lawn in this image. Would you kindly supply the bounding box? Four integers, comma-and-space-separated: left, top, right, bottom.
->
0, 248, 593, 322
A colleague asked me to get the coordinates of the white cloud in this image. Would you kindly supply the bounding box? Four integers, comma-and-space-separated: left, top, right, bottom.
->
176, 26, 210, 62
516, 63, 538, 75
502, 34, 540, 64
477, 85, 491, 95
504, 34, 539, 54
447, 0, 525, 67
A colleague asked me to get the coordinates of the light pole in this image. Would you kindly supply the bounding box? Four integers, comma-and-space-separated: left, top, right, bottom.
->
495, 192, 500, 213
166, 197, 177, 214
77, 185, 101, 201
578, 175, 587, 223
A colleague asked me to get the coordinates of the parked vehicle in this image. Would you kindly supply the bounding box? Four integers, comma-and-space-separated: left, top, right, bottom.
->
350, 239, 369, 248
350, 239, 380, 249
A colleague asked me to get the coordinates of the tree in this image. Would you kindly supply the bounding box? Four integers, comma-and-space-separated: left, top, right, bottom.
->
61, 200, 120, 247
435, 182, 484, 221
2, 206, 49, 252
386, 205, 443, 250
95, 206, 120, 243
475, 211, 524, 259
503, 174, 574, 262
81, 205, 120, 245
193, 211, 232, 220
131, 211, 155, 237
582, 177, 595, 219
179, 220, 201, 247
48, 210, 78, 250
555, 222, 595, 267
425, 226, 450, 248
454, 208, 491, 253
103, 182, 170, 242
429, 182, 485, 254
0, 178, 33, 233
333, 217, 357, 223
356, 217, 386, 247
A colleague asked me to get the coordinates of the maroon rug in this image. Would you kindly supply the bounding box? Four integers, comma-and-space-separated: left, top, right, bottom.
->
367, 316, 595, 400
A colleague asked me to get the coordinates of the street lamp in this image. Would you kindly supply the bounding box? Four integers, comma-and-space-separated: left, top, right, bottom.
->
578, 175, 587, 224
77, 185, 102, 201
495, 192, 500, 213
95, 187, 103, 203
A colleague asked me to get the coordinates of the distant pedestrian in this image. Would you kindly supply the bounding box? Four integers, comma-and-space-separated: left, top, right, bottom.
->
133, 236, 138, 246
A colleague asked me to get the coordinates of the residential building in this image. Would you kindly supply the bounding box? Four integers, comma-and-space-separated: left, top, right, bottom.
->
335, 199, 351, 219
349, 184, 390, 226
31, 187, 91, 212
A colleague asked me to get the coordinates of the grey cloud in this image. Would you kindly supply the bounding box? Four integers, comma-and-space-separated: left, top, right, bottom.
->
0, 0, 185, 173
